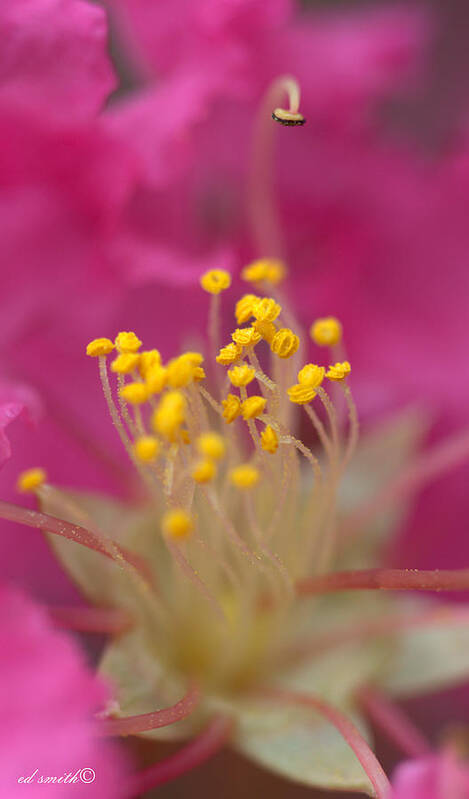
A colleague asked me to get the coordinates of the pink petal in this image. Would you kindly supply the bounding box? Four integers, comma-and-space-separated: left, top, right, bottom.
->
0, 0, 116, 119
0, 583, 130, 796
0, 382, 42, 468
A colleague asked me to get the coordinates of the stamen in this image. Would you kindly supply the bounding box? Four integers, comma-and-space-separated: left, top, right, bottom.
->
96, 682, 200, 737
0, 500, 150, 581
47, 606, 132, 635
248, 75, 304, 259
296, 567, 469, 596
125, 715, 233, 796
261, 688, 390, 799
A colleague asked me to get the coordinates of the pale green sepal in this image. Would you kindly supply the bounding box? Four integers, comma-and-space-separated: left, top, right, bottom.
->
228, 698, 375, 796
378, 606, 469, 697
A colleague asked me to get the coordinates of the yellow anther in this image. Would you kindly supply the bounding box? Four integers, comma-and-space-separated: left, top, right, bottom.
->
86, 337, 114, 357
232, 327, 262, 347
229, 464, 260, 489
145, 365, 168, 395
271, 328, 299, 359
152, 391, 186, 440
216, 342, 242, 365
310, 317, 342, 347
161, 508, 193, 541
228, 364, 255, 388
193, 366, 206, 382
200, 269, 231, 294
192, 459, 216, 484
167, 356, 196, 389
241, 395, 267, 420
17, 467, 47, 493
261, 425, 279, 454
252, 297, 281, 323
119, 382, 149, 405
115, 331, 142, 353
133, 436, 160, 463
235, 294, 259, 325
287, 384, 317, 404
139, 349, 162, 378
111, 353, 140, 374
298, 363, 325, 388
253, 319, 277, 344
222, 393, 242, 424
241, 258, 286, 286
326, 361, 351, 381
196, 432, 226, 461
179, 352, 204, 367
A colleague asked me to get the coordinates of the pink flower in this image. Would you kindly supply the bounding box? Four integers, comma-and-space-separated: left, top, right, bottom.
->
392, 751, 469, 799
0, 583, 129, 796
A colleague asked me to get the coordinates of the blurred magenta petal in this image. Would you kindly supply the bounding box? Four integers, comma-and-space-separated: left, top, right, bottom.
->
392, 752, 469, 799
0, 0, 116, 118
0, 382, 42, 468
0, 583, 129, 796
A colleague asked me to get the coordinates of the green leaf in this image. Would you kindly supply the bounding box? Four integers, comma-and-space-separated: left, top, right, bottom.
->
39, 487, 164, 610
99, 628, 200, 741
229, 698, 375, 795
378, 603, 469, 697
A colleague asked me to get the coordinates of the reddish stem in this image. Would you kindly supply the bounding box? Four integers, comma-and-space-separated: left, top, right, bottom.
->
297, 568, 469, 596
126, 715, 233, 797
263, 688, 390, 799
47, 605, 131, 635
96, 683, 201, 737
359, 687, 431, 759
0, 500, 150, 582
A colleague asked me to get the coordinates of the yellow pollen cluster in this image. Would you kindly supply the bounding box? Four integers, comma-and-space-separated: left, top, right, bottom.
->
216, 342, 242, 365
235, 294, 259, 324
298, 364, 325, 388
192, 459, 216, 483
196, 432, 226, 461
111, 353, 140, 374
222, 394, 242, 424
139, 349, 162, 378
253, 319, 277, 343
120, 382, 149, 405
271, 328, 299, 359
310, 317, 342, 347
241, 396, 267, 420
252, 297, 281, 323
86, 337, 114, 357
17, 468, 47, 493
287, 384, 317, 405
162, 509, 193, 541
326, 361, 351, 381
200, 269, 231, 294
261, 425, 278, 454
232, 327, 262, 347
134, 436, 160, 463
146, 365, 168, 394
153, 391, 186, 440
241, 258, 286, 285
229, 463, 260, 489
228, 364, 255, 387
115, 331, 142, 353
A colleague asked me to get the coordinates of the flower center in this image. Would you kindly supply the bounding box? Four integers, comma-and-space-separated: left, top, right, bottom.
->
80, 266, 357, 691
